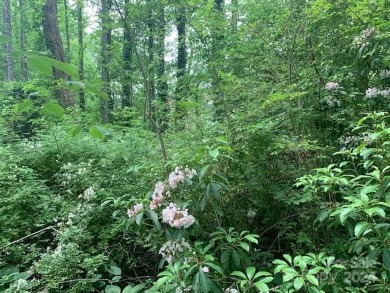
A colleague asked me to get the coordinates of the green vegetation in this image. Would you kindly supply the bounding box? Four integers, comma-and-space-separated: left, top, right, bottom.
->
1, 0, 390, 292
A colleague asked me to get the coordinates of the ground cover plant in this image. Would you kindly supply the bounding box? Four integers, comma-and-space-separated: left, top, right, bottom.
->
1, 0, 390, 292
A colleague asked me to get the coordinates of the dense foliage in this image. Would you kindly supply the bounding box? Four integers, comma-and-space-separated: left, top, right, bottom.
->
1, 0, 390, 292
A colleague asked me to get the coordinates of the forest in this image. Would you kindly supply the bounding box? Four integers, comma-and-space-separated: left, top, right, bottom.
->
1, 0, 390, 292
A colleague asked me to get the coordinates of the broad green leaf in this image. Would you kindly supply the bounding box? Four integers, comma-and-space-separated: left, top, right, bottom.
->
283, 254, 292, 264
209, 149, 219, 159
231, 271, 247, 280
105, 285, 121, 293
71, 125, 83, 137
15, 99, 33, 113
146, 209, 162, 231
254, 282, 269, 292
365, 207, 385, 218
243, 234, 259, 244
239, 241, 250, 252
383, 249, 390, 273
340, 207, 355, 224
108, 265, 121, 276
28, 56, 79, 79
43, 102, 65, 117
306, 274, 319, 286
246, 266, 256, 280
354, 222, 369, 237
294, 277, 305, 290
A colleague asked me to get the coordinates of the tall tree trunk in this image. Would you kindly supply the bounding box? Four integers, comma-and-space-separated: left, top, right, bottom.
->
156, 2, 168, 129
100, 0, 113, 123
43, 0, 75, 108
19, 0, 28, 81
122, 0, 133, 108
231, 0, 238, 33
176, 6, 186, 81
3, 0, 14, 81
175, 5, 187, 120
64, 0, 71, 60
77, 0, 85, 111
147, 6, 155, 126
157, 3, 168, 104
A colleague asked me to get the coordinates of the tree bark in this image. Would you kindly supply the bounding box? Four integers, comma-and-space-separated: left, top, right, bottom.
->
77, 0, 85, 111
146, 6, 155, 125
100, 0, 113, 123
19, 0, 28, 81
64, 0, 71, 60
43, 0, 75, 108
3, 0, 14, 81
157, 3, 168, 104
122, 0, 133, 108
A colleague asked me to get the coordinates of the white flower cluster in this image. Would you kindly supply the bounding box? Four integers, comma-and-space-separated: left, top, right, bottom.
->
353, 27, 376, 48
325, 82, 339, 91
365, 87, 390, 99
380, 70, 390, 79
159, 239, 191, 263
78, 187, 96, 200
339, 135, 357, 146
168, 166, 197, 189
162, 203, 195, 228
150, 181, 165, 210
127, 203, 144, 218
324, 96, 341, 108
225, 289, 239, 293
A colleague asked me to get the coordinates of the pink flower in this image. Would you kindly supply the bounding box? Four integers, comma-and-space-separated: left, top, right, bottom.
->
127, 203, 143, 218
325, 82, 339, 91
162, 203, 195, 229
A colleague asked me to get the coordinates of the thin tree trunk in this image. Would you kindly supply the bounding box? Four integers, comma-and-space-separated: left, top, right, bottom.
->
77, 0, 85, 111
100, 0, 113, 123
3, 0, 14, 81
157, 3, 168, 104
122, 0, 133, 108
147, 7, 155, 126
231, 0, 238, 33
64, 0, 71, 60
19, 0, 28, 81
43, 0, 75, 107
175, 5, 187, 121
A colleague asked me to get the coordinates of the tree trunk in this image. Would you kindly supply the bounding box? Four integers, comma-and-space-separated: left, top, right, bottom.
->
122, 0, 133, 108
176, 6, 186, 81
19, 0, 28, 81
147, 6, 155, 126
77, 0, 85, 111
231, 0, 238, 33
157, 3, 168, 104
64, 0, 71, 60
100, 0, 113, 123
175, 5, 187, 121
43, 0, 75, 108
3, 0, 14, 81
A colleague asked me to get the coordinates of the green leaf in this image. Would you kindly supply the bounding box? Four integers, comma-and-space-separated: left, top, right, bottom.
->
209, 149, 219, 159
108, 265, 121, 276
243, 234, 259, 244
155, 276, 172, 288
146, 209, 162, 231
383, 249, 390, 273
294, 277, 305, 290
122, 284, 145, 293
71, 125, 83, 137
340, 207, 355, 224
89, 125, 111, 139
105, 285, 121, 293
354, 222, 369, 237
306, 274, 319, 286
15, 99, 33, 113
239, 241, 250, 252
231, 271, 247, 280
28, 56, 79, 79
365, 207, 385, 218
254, 282, 269, 292
283, 254, 292, 264
43, 102, 65, 117
246, 267, 256, 280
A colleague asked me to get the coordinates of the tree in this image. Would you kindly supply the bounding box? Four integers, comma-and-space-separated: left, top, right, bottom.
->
43, 0, 75, 107
100, 0, 113, 123
3, 0, 14, 81
19, 0, 28, 81
122, 0, 133, 108
77, 0, 85, 111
